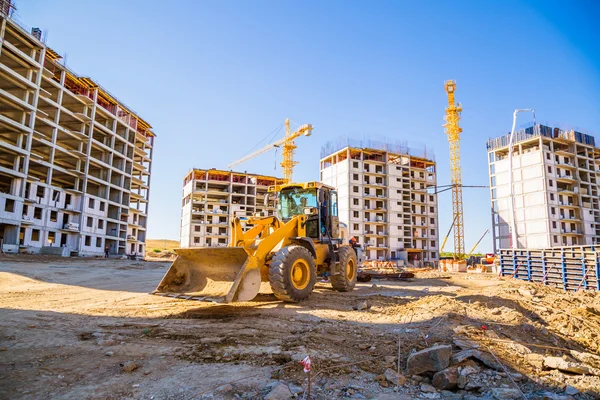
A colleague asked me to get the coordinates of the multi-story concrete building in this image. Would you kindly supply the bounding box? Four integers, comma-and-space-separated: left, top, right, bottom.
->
0, 13, 154, 256
180, 169, 283, 248
320, 140, 439, 266
487, 125, 600, 251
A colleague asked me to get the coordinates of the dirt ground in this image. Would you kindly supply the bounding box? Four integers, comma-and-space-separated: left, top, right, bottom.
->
1, 256, 599, 400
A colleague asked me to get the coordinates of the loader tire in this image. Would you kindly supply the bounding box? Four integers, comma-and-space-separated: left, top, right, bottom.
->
331, 246, 357, 292
269, 245, 316, 302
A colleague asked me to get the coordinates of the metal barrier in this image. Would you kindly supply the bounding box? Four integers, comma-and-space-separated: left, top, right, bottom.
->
499, 246, 600, 291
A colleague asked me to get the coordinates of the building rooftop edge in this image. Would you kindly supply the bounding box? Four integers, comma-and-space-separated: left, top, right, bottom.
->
188, 168, 283, 181
4, 16, 155, 136
486, 124, 598, 152
320, 145, 435, 163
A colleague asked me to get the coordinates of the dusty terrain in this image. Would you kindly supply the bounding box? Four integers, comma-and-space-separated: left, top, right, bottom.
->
1, 256, 599, 400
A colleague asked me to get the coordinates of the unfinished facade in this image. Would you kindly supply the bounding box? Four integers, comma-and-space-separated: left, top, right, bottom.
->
487, 125, 600, 251
320, 140, 439, 266
180, 169, 282, 248
0, 14, 154, 256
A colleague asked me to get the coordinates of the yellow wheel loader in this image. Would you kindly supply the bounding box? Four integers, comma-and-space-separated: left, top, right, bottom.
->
153, 182, 358, 303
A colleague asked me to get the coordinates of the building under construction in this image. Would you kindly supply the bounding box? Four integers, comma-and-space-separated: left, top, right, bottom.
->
320, 138, 439, 266
487, 125, 600, 252
0, 14, 154, 256
179, 169, 283, 248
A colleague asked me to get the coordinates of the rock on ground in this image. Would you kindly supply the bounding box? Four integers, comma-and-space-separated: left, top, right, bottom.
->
264, 383, 293, 400
121, 361, 137, 372
544, 356, 597, 375
491, 387, 522, 399
570, 350, 600, 369
384, 368, 405, 386
432, 367, 459, 390
421, 383, 437, 393
564, 385, 579, 395
452, 349, 502, 370
407, 345, 452, 375
287, 383, 303, 395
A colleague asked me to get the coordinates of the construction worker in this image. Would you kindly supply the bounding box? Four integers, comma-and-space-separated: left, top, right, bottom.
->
104, 246, 109, 258
285, 195, 298, 215
349, 236, 360, 256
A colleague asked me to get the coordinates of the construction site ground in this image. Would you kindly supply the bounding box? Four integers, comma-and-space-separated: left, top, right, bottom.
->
1, 256, 599, 400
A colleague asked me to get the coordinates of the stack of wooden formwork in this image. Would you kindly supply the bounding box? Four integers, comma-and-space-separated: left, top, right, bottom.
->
499, 246, 600, 291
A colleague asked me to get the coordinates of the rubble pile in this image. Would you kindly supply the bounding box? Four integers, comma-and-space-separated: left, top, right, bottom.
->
189, 278, 600, 399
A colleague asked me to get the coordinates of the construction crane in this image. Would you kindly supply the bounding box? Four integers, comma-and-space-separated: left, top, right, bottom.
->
466, 229, 490, 261
443, 80, 465, 259
439, 215, 458, 254
228, 119, 313, 183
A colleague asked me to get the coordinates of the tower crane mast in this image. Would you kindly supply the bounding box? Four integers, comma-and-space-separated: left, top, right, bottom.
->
228, 119, 313, 183
443, 80, 465, 259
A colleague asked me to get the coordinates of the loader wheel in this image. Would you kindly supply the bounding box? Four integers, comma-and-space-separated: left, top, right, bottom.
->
269, 246, 316, 302
331, 246, 357, 292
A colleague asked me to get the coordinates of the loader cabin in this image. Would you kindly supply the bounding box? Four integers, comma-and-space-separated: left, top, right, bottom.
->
268, 182, 341, 243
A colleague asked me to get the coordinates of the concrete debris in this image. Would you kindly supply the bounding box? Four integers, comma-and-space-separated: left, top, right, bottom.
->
452, 336, 480, 350
452, 349, 502, 370
407, 345, 452, 375
264, 383, 292, 400
104, 351, 114, 357
543, 356, 599, 375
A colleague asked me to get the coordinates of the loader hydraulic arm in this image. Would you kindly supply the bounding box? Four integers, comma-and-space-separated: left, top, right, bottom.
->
229, 216, 282, 248
254, 215, 307, 261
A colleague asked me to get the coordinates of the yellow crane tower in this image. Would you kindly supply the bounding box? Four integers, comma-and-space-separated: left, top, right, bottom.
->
228, 119, 313, 183
443, 80, 465, 259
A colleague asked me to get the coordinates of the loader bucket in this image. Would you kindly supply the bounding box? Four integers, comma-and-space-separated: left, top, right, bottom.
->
153, 247, 261, 303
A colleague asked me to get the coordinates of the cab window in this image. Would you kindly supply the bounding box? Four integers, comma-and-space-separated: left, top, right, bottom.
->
278, 188, 317, 220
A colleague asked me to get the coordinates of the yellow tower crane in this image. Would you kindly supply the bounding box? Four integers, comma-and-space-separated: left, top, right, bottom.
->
228, 119, 313, 183
443, 80, 465, 259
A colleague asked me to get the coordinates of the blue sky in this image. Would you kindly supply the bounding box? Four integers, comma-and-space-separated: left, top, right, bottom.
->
14, 0, 600, 252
